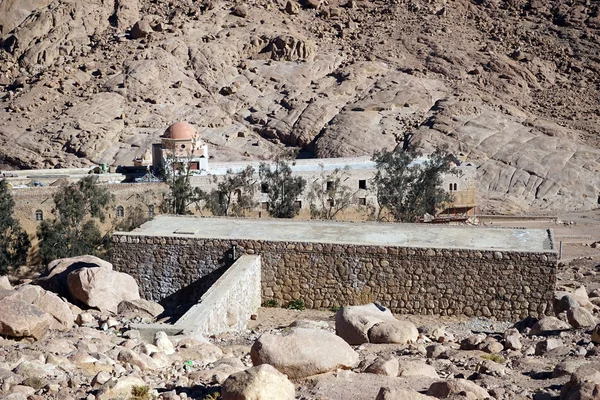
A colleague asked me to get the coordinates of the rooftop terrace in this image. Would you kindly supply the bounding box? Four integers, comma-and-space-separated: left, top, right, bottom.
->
125, 216, 555, 253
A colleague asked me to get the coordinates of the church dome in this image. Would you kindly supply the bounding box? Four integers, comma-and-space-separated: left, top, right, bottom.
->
164, 122, 197, 140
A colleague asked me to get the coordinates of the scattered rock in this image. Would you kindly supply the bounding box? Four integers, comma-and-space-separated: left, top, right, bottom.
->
285, 0, 300, 15
117, 299, 164, 319
376, 387, 436, 400
398, 360, 439, 379
560, 363, 600, 400
566, 307, 597, 329
231, 4, 248, 18
130, 20, 152, 39
365, 357, 399, 377
427, 379, 489, 399
530, 316, 570, 335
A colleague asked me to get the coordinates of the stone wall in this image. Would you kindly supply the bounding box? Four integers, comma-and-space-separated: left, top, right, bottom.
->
174, 255, 261, 335
112, 234, 557, 320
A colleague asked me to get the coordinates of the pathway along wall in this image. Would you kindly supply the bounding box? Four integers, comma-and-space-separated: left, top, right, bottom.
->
111, 234, 557, 320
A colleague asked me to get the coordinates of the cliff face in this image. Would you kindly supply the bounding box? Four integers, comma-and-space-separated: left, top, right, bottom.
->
1, 0, 599, 212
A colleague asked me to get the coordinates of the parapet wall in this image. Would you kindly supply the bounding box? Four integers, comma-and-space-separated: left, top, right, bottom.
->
174, 255, 261, 335
111, 234, 557, 320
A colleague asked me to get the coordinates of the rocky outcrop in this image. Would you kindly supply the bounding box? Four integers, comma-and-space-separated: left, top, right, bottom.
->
250, 327, 359, 379
560, 363, 600, 400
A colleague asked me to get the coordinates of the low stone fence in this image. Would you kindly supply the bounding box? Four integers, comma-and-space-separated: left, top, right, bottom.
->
174, 255, 261, 335
112, 234, 557, 321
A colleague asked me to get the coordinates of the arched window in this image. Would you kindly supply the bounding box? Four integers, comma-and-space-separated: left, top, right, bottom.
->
449, 183, 453, 191
35, 210, 43, 221
453, 183, 458, 191
116, 205, 124, 218
148, 205, 155, 218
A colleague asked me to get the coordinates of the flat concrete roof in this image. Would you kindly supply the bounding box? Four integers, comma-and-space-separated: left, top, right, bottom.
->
120, 216, 555, 253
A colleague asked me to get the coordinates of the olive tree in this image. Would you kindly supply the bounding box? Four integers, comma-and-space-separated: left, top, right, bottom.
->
307, 165, 356, 220
205, 166, 256, 217
37, 176, 113, 264
372, 147, 457, 222
258, 160, 306, 218
0, 180, 30, 275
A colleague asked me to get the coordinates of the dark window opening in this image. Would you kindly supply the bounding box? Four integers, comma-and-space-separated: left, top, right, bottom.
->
327, 198, 335, 207
326, 181, 334, 191
295, 200, 302, 209
35, 210, 43, 221
358, 180, 367, 190
453, 183, 458, 191
116, 206, 124, 218
261, 183, 269, 193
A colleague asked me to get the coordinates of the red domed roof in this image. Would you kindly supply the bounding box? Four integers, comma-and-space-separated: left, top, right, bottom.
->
164, 122, 197, 140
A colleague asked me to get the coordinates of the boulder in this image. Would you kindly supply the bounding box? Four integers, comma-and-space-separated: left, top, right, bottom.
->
572, 286, 597, 311
530, 316, 570, 334
555, 294, 580, 315
231, 4, 248, 18
535, 338, 564, 355
67, 266, 140, 313
0, 276, 11, 290
560, 363, 600, 400
36, 255, 112, 299
397, 361, 439, 379
567, 307, 597, 329
0, 297, 52, 340
14, 285, 73, 331
221, 364, 295, 400
117, 299, 164, 318
335, 303, 418, 345
427, 379, 489, 399
96, 375, 146, 400
592, 324, 600, 344
114, 0, 139, 29
285, 0, 300, 15
154, 331, 175, 355
365, 357, 399, 376
130, 20, 152, 39
251, 328, 359, 379
376, 387, 437, 400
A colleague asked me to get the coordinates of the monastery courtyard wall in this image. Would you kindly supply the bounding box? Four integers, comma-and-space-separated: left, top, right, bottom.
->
111, 216, 557, 320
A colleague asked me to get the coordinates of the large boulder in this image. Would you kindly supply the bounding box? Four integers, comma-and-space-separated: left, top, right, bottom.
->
530, 316, 570, 335
427, 379, 489, 399
250, 328, 359, 379
221, 364, 295, 400
14, 285, 74, 331
560, 363, 600, 400
67, 265, 140, 313
0, 297, 52, 340
335, 303, 418, 345
36, 255, 113, 299
567, 307, 597, 329
0, 276, 11, 290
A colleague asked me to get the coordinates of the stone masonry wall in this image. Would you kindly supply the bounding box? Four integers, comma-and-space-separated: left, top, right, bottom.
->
111, 234, 557, 320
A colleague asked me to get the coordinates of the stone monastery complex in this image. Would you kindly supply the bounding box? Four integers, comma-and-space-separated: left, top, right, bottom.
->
3, 122, 477, 238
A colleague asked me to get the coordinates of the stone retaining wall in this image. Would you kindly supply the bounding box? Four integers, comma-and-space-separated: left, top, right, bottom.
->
111, 234, 557, 320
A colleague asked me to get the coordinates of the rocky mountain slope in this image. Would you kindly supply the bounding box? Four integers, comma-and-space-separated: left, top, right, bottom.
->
1, 0, 600, 212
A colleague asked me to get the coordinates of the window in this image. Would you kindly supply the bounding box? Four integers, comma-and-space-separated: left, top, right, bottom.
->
35, 210, 43, 221
326, 198, 335, 207
295, 200, 302, 209
358, 180, 367, 190
326, 181, 334, 191
453, 183, 458, 191
358, 198, 366, 206
116, 205, 124, 218
261, 202, 269, 210
148, 205, 155, 218
189, 161, 199, 170
449, 183, 453, 191
181, 144, 186, 149
261, 183, 269, 194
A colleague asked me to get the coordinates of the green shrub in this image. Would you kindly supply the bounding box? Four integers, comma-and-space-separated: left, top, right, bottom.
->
131, 385, 151, 400
480, 353, 505, 364
262, 299, 279, 308
287, 299, 306, 311
329, 306, 341, 312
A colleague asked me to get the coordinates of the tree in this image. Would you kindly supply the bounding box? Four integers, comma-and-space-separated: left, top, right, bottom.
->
258, 160, 306, 218
307, 165, 356, 220
37, 176, 114, 265
205, 166, 256, 217
0, 180, 30, 275
372, 146, 457, 222
160, 141, 206, 215
115, 205, 150, 232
